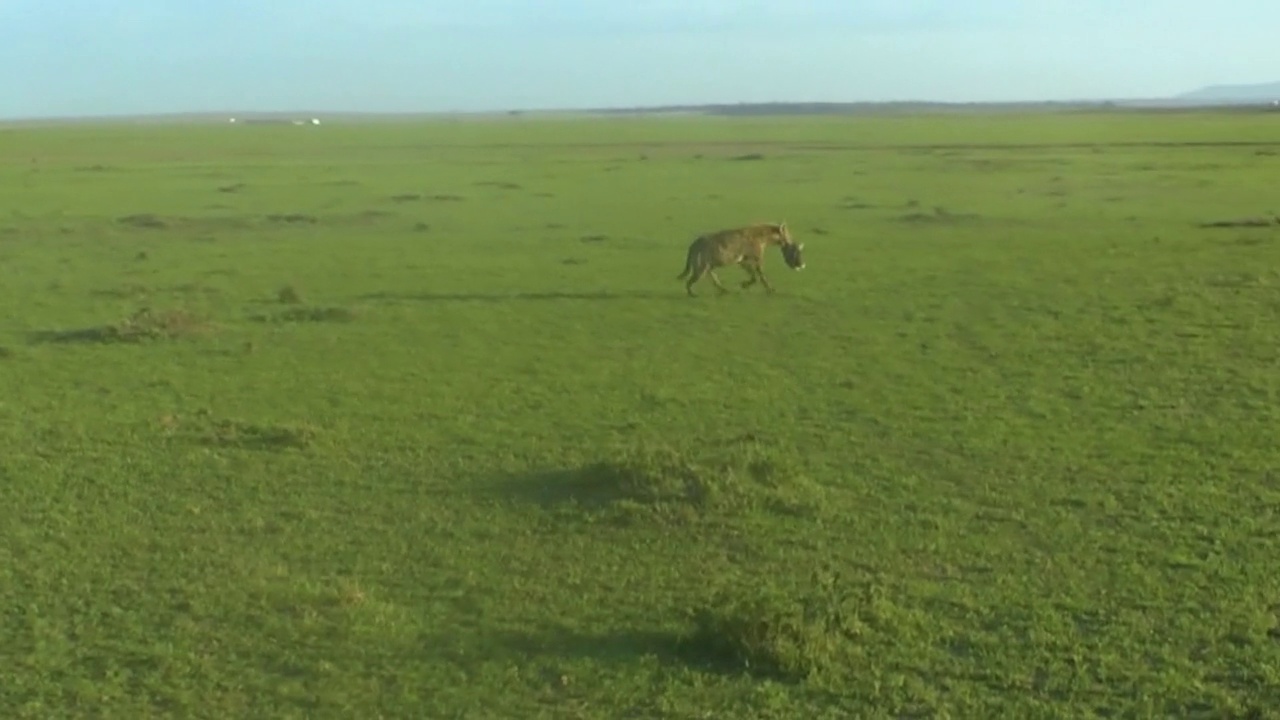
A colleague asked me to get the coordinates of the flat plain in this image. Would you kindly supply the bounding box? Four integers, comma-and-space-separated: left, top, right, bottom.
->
2, 111, 1279, 718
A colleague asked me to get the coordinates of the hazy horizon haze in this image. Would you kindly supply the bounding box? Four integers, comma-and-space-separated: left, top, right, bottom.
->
2, 0, 1277, 119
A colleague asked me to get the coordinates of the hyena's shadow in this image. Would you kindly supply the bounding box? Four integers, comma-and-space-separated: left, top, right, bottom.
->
358, 290, 683, 303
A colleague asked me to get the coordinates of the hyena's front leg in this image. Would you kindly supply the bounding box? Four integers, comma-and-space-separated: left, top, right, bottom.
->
756, 266, 775, 294
740, 263, 759, 289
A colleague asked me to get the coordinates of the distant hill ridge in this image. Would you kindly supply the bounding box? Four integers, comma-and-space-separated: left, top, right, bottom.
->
1178, 81, 1280, 102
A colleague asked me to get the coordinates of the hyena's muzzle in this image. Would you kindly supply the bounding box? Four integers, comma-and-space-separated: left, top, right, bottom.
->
781, 242, 805, 270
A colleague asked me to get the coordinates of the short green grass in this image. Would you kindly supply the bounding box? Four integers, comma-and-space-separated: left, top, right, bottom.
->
3, 110, 1280, 718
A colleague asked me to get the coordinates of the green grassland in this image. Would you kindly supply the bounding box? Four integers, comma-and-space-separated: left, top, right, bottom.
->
2, 110, 1279, 718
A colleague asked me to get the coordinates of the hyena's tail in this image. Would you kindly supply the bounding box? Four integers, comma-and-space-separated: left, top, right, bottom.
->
676, 246, 694, 280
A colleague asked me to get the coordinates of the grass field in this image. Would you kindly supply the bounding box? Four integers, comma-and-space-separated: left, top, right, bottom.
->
2, 110, 1280, 718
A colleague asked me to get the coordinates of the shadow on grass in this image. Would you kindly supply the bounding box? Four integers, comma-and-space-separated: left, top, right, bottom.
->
1198, 216, 1279, 228
29, 327, 121, 344
491, 624, 795, 681
250, 305, 359, 323
496, 626, 700, 667
358, 290, 680, 303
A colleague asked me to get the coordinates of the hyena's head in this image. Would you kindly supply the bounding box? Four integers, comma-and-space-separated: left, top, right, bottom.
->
775, 222, 805, 270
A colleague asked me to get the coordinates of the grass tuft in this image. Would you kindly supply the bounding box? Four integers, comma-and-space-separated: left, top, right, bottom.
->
682, 571, 875, 683
264, 213, 318, 224
159, 411, 319, 451
897, 206, 982, 224
117, 213, 168, 229
506, 443, 825, 525
30, 307, 213, 345
276, 284, 304, 304
202, 417, 319, 451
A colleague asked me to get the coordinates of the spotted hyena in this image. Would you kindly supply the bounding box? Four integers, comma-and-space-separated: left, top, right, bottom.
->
675, 222, 804, 296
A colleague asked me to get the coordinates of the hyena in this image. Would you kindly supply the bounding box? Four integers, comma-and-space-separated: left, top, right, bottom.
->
675, 222, 805, 296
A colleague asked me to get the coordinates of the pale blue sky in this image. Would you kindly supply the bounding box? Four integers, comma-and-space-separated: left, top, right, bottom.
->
1, 0, 1276, 118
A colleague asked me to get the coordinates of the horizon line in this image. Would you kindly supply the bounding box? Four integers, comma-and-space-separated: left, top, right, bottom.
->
2, 95, 1274, 124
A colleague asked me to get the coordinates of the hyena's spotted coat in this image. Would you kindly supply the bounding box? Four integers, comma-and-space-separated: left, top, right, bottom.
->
675, 222, 805, 296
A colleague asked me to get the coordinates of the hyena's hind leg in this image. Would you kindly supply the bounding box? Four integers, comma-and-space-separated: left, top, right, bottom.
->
687, 260, 729, 297
706, 269, 731, 295
685, 264, 706, 296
